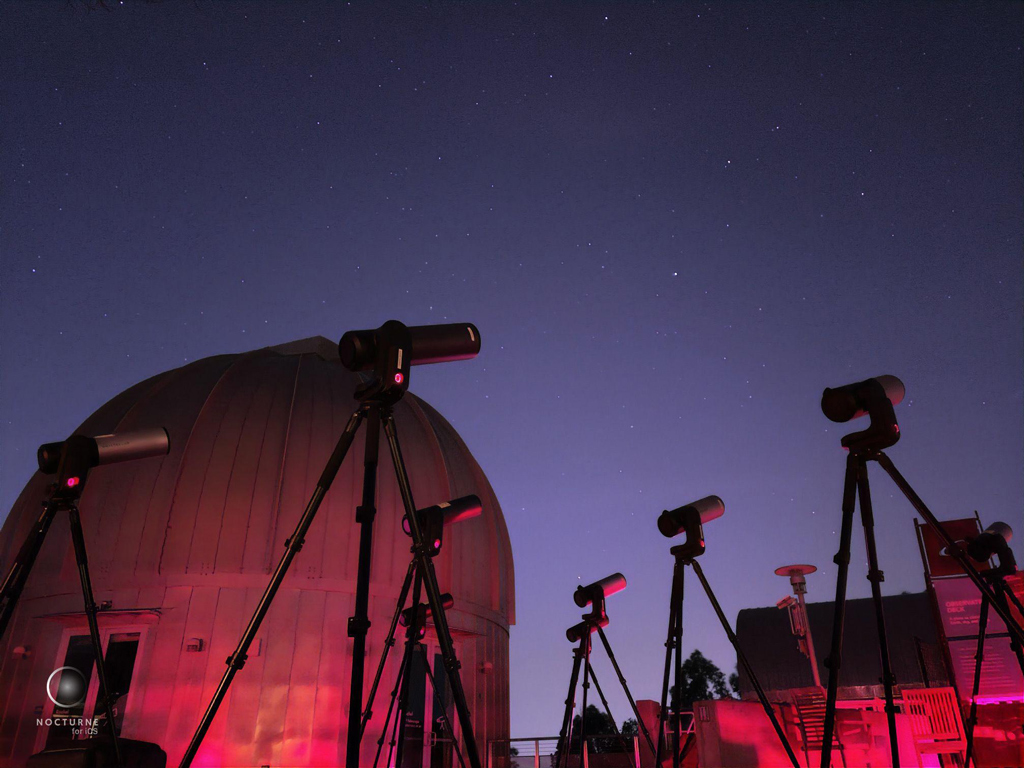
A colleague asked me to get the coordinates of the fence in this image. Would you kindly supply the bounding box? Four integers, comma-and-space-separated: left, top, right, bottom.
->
487, 715, 695, 768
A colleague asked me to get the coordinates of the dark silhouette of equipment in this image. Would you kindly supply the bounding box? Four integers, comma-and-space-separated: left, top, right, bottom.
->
962, 522, 1023, 768
817, 375, 1024, 768
178, 320, 485, 768
655, 496, 800, 768
1, 428, 170, 768
555, 574, 655, 768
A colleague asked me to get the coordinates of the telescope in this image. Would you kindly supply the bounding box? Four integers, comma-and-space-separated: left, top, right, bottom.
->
821, 375, 905, 423
658, 495, 724, 538
402, 495, 482, 556
658, 495, 724, 560
338, 321, 480, 403
565, 620, 592, 643
339, 321, 480, 371
400, 593, 455, 635
574, 573, 626, 608
38, 428, 170, 475
572, 573, 626, 629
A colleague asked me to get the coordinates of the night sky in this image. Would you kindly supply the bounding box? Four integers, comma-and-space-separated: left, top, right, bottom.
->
2, 1, 1021, 740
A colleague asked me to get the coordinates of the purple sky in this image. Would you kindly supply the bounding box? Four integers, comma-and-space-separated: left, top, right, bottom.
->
2, 1, 1021, 738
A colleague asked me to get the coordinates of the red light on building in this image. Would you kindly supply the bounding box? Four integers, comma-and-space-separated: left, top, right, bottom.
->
66, 477, 80, 488
394, 372, 404, 384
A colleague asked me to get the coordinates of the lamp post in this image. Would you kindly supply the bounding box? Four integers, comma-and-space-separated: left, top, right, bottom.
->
775, 564, 822, 688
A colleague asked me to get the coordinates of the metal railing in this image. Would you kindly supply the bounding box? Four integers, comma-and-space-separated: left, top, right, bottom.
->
487, 716, 696, 768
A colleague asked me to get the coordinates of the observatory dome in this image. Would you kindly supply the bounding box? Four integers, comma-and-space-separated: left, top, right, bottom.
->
0, 336, 514, 767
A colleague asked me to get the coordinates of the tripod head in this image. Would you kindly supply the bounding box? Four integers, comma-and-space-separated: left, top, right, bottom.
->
821, 375, 904, 452
339, 321, 481, 403
968, 522, 1017, 578
38, 428, 169, 502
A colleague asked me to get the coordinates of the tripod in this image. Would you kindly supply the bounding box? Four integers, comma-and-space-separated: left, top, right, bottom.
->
0, 449, 124, 767
654, 549, 801, 768
180, 321, 483, 768
963, 574, 1024, 767
364, 561, 466, 768
818, 410, 1024, 768
555, 621, 654, 768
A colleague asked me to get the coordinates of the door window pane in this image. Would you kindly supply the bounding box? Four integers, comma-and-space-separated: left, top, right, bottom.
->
45, 636, 95, 746
91, 632, 141, 736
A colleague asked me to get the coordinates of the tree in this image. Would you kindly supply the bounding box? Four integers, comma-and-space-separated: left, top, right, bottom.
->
729, 670, 741, 697
671, 649, 731, 709
553, 704, 630, 765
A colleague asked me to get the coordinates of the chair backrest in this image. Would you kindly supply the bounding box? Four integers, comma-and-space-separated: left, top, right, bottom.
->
902, 687, 965, 742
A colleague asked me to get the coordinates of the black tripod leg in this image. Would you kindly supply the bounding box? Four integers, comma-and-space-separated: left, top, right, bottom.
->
654, 582, 677, 768
382, 413, 482, 768
874, 452, 1024, 646
384, 694, 404, 768
348, 403, 382, 768
0, 501, 61, 639
361, 559, 416, 737
395, 572, 424, 768
672, 564, 685, 768
373, 635, 413, 768
579, 635, 592, 768
820, 451, 859, 768
67, 505, 123, 768
597, 626, 656, 756
855, 465, 900, 768
179, 406, 366, 768
964, 593, 989, 768
557, 642, 585, 768
690, 560, 801, 768
587, 663, 635, 768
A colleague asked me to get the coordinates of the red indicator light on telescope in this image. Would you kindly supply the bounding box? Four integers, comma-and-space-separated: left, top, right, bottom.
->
66, 477, 80, 488
394, 372, 404, 384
